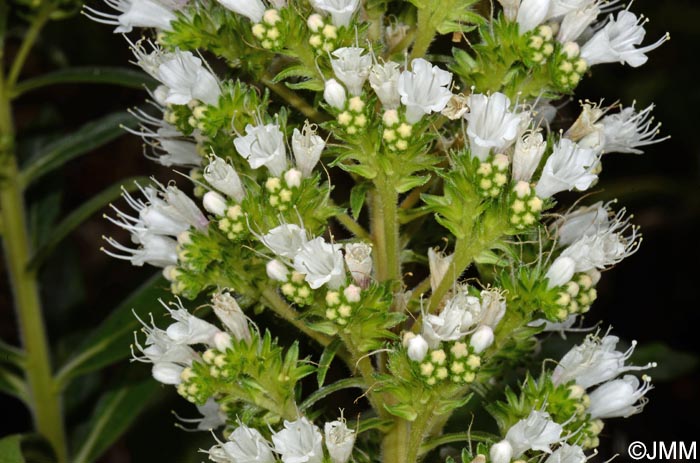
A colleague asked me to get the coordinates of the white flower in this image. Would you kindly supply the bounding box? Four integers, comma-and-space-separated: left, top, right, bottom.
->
560, 210, 641, 272
324, 78, 347, 109
203, 191, 228, 216
513, 130, 547, 182
155, 50, 221, 106
397, 58, 453, 124
464, 92, 523, 161
552, 201, 610, 246
261, 224, 309, 259
208, 425, 275, 463
310, 0, 360, 27
369, 61, 401, 109
292, 121, 325, 178
204, 156, 245, 202
344, 242, 373, 288
211, 291, 252, 343
152, 139, 202, 167
544, 444, 587, 463
83, 0, 177, 33
272, 417, 324, 463
557, 5, 600, 43
545, 256, 576, 288
505, 410, 563, 457
535, 138, 598, 198
193, 398, 227, 431
293, 237, 346, 289
478, 289, 507, 329
564, 101, 606, 142
580, 11, 669, 68
428, 248, 454, 294
517, 0, 551, 34
331, 47, 372, 96
422, 289, 481, 348
553, 334, 655, 388
587, 374, 653, 418
490, 440, 514, 463
405, 333, 429, 361
529, 315, 579, 337
234, 122, 288, 176
600, 103, 668, 154
497, 0, 520, 21
216, 0, 265, 22
324, 419, 356, 463
103, 233, 178, 267
164, 299, 221, 345
470, 325, 495, 353
547, 0, 593, 19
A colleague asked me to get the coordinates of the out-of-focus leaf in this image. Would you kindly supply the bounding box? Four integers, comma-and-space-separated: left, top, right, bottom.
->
28, 176, 150, 271
20, 112, 137, 187
12, 67, 156, 97
54, 274, 170, 388
28, 189, 62, 251
631, 342, 699, 382
0, 366, 28, 403
0, 339, 25, 368
71, 380, 159, 463
317, 338, 342, 388
0, 435, 25, 463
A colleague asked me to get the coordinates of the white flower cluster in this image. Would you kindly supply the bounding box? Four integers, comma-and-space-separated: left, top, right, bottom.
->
206, 415, 356, 463
103, 182, 208, 268
498, 0, 668, 67
83, 0, 181, 33
553, 333, 655, 418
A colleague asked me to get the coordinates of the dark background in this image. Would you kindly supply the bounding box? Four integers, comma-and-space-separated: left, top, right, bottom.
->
1, 0, 698, 460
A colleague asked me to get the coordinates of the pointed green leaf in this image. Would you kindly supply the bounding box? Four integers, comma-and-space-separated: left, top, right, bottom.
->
0, 366, 28, 403
349, 183, 369, 220
20, 112, 138, 187
0, 339, 25, 369
28, 177, 150, 271
71, 380, 159, 463
54, 274, 171, 388
317, 338, 342, 388
0, 435, 25, 463
383, 403, 418, 421
13, 67, 155, 98
300, 377, 365, 411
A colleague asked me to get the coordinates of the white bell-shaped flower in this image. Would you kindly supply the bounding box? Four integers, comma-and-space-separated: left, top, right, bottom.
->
580, 11, 669, 68
204, 156, 245, 202
292, 121, 325, 178
272, 417, 324, 463
428, 248, 454, 294
216, 0, 265, 22
369, 61, 402, 109
211, 291, 252, 343
234, 122, 288, 176
331, 47, 372, 96
293, 237, 346, 289
344, 242, 373, 288
513, 130, 547, 182
505, 410, 563, 457
544, 443, 588, 463
260, 224, 309, 259
208, 424, 276, 463
535, 138, 598, 198
551, 201, 609, 247
153, 139, 202, 167
587, 374, 653, 418
324, 419, 356, 463
164, 299, 221, 346
193, 398, 227, 431
557, 5, 600, 43
422, 289, 481, 348
154, 50, 221, 106
397, 58, 453, 123
310, 0, 360, 27
517, 0, 551, 33
464, 92, 523, 161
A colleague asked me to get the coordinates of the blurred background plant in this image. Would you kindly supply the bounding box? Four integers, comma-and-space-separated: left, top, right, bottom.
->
0, 0, 698, 462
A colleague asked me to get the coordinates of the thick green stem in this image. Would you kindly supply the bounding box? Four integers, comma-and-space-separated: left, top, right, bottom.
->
372, 178, 400, 283
6, 5, 52, 91
0, 160, 67, 463
382, 419, 411, 463
410, 9, 438, 60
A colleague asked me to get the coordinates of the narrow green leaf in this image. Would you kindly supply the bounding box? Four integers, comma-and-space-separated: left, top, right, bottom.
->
20, 112, 138, 187
72, 380, 159, 463
0, 339, 25, 368
0, 366, 28, 403
349, 183, 369, 220
0, 435, 25, 463
55, 274, 171, 388
27, 177, 150, 271
300, 377, 365, 411
383, 402, 418, 421
317, 338, 342, 388
13, 67, 155, 98
354, 417, 393, 435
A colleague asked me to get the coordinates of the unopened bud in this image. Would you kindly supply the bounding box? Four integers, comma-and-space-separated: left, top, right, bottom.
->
266, 259, 289, 282
324, 78, 347, 109
470, 325, 495, 353
407, 334, 429, 362
202, 191, 227, 216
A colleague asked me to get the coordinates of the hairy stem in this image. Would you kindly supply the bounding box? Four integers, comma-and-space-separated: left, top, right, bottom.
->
261, 287, 334, 348
372, 178, 401, 284
382, 419, 411, 463
261, 73, 329, 123
410, 8, 438, 61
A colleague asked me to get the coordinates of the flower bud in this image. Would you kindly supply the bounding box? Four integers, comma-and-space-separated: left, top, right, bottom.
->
284, 168, 303, 188
490, 440, 514, 463
470, 325, 495, 353
324, 419, 356, 463
562, 41, 581, 59
324, 78, 347, 109
213, 331, 232, 351
344, 242, 373, 288
266, 259, 290, 282
307, 13, 324, 32
204, 155, 245, 202
407, 334, 429, 362
343, 284, 361, 303
545, 256, 576, 288
202, 191, 227, 216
